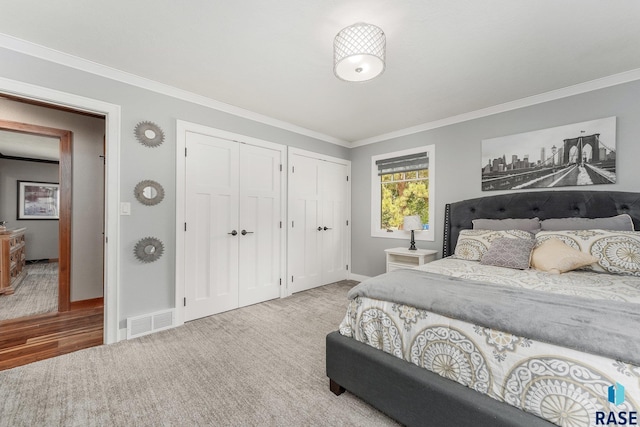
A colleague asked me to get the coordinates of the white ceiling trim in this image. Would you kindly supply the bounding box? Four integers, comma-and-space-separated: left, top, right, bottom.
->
351, 67, 640, 148
0, 33, 351, 148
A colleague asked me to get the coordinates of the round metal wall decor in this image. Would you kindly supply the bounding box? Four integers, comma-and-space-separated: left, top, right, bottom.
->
134, 237, 164, 263
134, 121, 164, 147
134, 180, 165, 206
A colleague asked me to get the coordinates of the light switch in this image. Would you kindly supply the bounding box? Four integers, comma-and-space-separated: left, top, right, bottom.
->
120, 202, 131, 215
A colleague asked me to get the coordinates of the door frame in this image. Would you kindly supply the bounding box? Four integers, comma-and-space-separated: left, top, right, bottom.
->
0, 76, 121, 344
175, 120, 287, 326
0, 119, 72, 311
286, 147, 351, 296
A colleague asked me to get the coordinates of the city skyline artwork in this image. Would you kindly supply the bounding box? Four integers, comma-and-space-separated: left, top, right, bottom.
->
481, 116, 617, 191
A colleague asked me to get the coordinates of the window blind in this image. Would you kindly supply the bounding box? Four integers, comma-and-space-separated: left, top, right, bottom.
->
376, 152, 428, 176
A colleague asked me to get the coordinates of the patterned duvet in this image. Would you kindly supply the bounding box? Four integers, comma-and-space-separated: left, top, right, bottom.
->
339, 258, 640, 427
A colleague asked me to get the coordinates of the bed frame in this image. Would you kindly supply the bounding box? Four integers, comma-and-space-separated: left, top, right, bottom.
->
326, 190, 640, 427
443, 190, 640, 257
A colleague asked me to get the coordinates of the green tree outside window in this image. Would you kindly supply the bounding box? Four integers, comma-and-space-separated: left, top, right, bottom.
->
380, 170, 429, 230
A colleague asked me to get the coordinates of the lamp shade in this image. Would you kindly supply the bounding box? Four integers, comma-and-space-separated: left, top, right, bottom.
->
403, 215, 422, 231
334, 23, 386, 82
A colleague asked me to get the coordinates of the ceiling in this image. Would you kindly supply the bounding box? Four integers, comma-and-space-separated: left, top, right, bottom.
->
0, 129, 59, 161
0, 1, 639, 144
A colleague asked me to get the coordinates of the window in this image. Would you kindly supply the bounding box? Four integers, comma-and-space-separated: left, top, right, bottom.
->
371, 145, 435, 241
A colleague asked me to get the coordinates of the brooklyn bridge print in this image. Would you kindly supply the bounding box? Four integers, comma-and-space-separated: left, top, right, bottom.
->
481, 117, 616, 191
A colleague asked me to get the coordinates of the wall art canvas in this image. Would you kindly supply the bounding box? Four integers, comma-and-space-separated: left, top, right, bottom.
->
17, 181, 60, 220
481, 117, 616, 191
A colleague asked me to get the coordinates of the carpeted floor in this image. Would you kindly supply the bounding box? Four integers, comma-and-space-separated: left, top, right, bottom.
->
0, 262, 58, 321
0, 281, 399, 427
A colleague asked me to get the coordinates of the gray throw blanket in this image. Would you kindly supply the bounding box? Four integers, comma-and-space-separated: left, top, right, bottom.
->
348, 269, 640, 366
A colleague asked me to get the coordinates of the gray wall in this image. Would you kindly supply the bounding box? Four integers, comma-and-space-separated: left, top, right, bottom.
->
5, 44, 639, 322
351, 79, 640, 277
0, 98, 107, 301
0, 47, 349, 327
0, 158, 59, 260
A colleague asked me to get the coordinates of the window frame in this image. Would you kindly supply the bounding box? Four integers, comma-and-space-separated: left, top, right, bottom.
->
370, 145, 435, 241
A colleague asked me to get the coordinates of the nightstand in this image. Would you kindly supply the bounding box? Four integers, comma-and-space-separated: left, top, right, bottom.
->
385, 247, 437, 272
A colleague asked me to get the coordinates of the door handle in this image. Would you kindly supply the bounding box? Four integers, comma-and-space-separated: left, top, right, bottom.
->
241, 230, 254, 235
317, 227, 323, 231
228, 230, 238, 236
323, 226, 332, 231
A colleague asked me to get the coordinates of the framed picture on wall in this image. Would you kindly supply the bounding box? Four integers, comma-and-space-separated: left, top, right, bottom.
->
17, 181, 60, 220
481, 116, 617, 191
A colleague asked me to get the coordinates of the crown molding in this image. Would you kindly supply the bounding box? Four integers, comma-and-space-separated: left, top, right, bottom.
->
352, 67, 640, 148
0, 33, 351, 148
3, 33, 640, 150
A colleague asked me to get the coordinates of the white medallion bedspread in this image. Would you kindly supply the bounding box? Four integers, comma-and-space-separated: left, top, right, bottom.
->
338, 258, 640, 427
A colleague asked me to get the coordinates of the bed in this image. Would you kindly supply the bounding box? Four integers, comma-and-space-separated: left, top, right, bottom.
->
326, 190, 640, 427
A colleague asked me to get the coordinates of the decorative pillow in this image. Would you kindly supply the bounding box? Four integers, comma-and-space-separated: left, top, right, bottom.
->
535, 230, 640, 276
530, 238, 598, 274
454, 229, 535, 261
480, 237, 535, 270
472, 217, 540, 232
540, 214, 634, 231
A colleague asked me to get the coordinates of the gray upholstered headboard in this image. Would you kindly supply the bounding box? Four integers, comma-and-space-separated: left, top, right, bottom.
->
443, 190, 640, 257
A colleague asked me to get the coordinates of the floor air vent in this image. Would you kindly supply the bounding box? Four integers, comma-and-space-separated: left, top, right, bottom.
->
126, 309, 175, 339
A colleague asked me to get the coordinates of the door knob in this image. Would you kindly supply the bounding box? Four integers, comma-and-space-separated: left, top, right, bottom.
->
228, 230, 238, 236
317, 227, 323, 231
241, 230, 254, 235
323, 226, 332, 231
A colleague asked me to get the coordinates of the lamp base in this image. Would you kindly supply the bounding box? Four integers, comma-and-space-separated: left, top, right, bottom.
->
408, 230, 417, 250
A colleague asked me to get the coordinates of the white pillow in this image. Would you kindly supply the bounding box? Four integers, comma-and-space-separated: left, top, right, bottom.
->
535, 230, 640, 276
531, 238, 598, 274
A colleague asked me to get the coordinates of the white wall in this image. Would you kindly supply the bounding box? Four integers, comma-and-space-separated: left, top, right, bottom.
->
0, 158, 59, 260
0, 98, 106, 301
0, 46, 350, 328
350, 80, 640, 277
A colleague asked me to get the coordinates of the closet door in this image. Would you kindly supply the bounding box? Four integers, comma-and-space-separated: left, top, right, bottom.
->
289, 149, 350, 293
185, 132, 239, 321
238, 143, 282, 307
288, 153, 322, 292
320, 161, 348, 284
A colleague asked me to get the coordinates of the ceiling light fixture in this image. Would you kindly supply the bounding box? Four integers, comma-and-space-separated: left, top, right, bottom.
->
333, 22, 386, 82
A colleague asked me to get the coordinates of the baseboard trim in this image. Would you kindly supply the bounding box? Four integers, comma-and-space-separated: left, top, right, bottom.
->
70, 297, 104, 310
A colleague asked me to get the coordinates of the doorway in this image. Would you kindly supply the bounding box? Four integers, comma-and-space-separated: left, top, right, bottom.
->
0, 77, 120, 345
0, 94, 108, 369
0, 118, 71, 318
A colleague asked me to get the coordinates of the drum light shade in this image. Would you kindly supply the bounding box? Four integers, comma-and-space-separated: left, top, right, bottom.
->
403, 215, 422, 231
334, 23, 386, 82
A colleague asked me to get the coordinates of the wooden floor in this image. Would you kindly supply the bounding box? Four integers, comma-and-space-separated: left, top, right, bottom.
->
0, 307, 103, 371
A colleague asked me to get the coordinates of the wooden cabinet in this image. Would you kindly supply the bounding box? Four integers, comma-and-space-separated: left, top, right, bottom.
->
385, 247, 437, 272
0, 228, 27, 295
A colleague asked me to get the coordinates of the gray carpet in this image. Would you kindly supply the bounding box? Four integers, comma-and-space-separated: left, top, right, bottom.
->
0, 281, 399, 427
0, 262, 58, 321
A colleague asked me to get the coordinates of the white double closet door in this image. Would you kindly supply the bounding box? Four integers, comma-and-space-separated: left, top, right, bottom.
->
184, 131, 282, 321
288, 149, 350, 293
